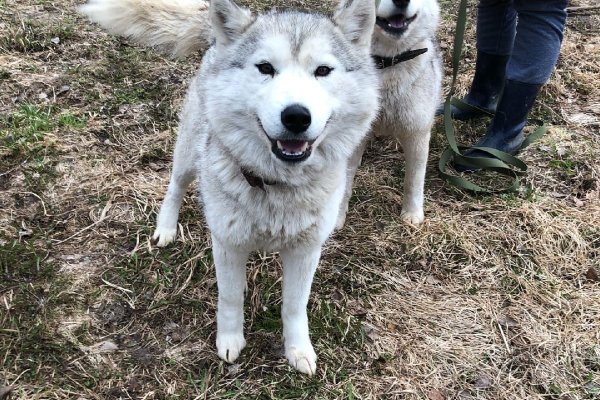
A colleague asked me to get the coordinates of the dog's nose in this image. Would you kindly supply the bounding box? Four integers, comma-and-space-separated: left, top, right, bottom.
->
392, 0, 410, 8
281, 104, 311, 134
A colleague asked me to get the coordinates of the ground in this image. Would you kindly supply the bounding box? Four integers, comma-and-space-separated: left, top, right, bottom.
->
0, 0, 599, 399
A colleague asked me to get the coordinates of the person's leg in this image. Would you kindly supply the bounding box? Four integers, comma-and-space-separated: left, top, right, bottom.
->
439, 0, 516, 120
470, 0, 568, 154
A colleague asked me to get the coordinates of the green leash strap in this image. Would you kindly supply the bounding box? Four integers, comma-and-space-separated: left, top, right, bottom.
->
438, 0, 548, 194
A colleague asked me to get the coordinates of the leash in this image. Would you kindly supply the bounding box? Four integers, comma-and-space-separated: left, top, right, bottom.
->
438, 0, 548, 194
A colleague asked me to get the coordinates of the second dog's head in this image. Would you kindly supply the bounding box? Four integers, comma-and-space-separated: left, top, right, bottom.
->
204, 0, 380, 179
373, 0, 440, 54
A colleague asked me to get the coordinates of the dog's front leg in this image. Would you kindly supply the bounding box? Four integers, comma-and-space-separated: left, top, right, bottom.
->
280, 245, 321, 375
152, 127, 196, 246
399, 129, 431, 225
212, 236, 248, 363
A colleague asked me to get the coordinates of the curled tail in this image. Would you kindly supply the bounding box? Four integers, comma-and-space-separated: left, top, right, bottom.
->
79, 0, 211, 58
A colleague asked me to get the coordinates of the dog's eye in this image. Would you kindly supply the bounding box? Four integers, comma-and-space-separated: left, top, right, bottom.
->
314, 66, 333, 77
256, 62, 275, 76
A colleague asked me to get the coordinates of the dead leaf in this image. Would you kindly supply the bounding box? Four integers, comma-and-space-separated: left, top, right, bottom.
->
330, 289, 343, 302
55, 85, 71, 96
556, 146, 567, 157
497, 315, 519, 328
362, 323, 379, 342
585, 267, 599, 282
427, 389, 444, 400
0, 386, 14, 400
474, 374, 492, 389
86, 340, 119, 354
227, 363, 242, 376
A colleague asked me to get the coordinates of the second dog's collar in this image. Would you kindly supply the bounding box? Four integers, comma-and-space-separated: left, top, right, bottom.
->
372, 47, 428, 69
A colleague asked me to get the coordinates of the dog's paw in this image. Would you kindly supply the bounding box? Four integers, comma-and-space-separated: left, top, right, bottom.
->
400, 209, 425, 225
285, 344, 317, 376
151, 226, 177, 247
216, 332, 246, 363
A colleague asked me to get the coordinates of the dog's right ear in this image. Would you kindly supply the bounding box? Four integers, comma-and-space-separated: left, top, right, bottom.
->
334, 0, 377, 50
210, 0, 254, 46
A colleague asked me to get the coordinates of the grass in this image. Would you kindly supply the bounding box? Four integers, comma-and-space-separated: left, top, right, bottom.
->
0, 0, 599, 398
1, 104, 53, 156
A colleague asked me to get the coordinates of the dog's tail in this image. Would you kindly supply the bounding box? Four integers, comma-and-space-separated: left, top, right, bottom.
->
79, 0, 211, 58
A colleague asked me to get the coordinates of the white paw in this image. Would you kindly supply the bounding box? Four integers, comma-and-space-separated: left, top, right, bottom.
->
285, 344, 317, 375
400, 209, 424, 225
152, 226, 177, 247
216, 332, 246, 363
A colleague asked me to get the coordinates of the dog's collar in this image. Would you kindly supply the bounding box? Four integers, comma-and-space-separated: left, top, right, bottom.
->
372, 48, 428, 69
241, 168, 277, 191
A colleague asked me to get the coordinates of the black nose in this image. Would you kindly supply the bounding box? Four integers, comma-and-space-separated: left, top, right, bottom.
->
281, 104, 311, 134
392, 0, 410, 8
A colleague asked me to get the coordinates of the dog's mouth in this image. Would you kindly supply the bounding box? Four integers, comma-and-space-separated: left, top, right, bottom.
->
376, 13, 417, 35
270, 139, 314, 163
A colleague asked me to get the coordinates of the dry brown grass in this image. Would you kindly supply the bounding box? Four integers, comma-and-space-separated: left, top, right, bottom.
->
1, 0, 599, 399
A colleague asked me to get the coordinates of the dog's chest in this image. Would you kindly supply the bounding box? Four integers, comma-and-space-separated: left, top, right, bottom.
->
201, 169, 343, 251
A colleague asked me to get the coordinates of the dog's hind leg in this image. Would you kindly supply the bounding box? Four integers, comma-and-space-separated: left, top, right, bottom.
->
280, 246, 321, 375
213, 236, 248, 363
152, 130, 196, 246
335, 139, 368, 230
398, 128, 431, 225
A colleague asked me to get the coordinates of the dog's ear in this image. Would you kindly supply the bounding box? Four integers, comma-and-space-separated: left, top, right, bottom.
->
334, 0, 376, 49
210, 0, 254, 46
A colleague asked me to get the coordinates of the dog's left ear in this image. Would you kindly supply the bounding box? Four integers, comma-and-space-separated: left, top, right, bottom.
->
334, 0, 376, 49
210, 0, 254, 46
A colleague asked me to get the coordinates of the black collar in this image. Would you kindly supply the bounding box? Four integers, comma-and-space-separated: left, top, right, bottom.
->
372, 47, 428, 69
241, 168, 276, 191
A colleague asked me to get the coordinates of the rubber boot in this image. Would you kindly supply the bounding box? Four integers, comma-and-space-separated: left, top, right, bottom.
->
453, 79, 542, 171
436, 51, 509, 120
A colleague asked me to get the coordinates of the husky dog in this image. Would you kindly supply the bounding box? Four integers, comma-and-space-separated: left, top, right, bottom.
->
82, 0, 379, 374
365, 0, 442, 225
81, 0, 441, 225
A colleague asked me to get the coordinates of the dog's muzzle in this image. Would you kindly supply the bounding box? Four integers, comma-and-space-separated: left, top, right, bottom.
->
270, 138, 315, 163
264, 104, 315, 163
376, 13, 417, 35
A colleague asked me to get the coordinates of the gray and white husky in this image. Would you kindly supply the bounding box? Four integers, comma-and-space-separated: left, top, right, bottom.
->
82, 0, 380, 374
81, 0, 442, 374
358, 0, 442, 225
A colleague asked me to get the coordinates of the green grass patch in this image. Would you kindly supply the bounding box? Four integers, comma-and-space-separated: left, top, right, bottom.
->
1, 17, 77, 53
1, 104, 53, 157
0, 104, 60, 191
58, 112, 87, 129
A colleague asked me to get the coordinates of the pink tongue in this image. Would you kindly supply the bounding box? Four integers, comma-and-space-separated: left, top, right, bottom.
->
389, 15, 407, 28
280, 140, 307, 153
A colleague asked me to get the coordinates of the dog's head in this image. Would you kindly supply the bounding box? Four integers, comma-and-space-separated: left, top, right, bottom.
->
204, 0, 380, 177
373, 0, 439, 52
